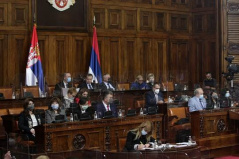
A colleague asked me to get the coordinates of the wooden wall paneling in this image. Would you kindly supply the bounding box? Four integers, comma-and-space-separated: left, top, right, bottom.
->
92, 8, 105, 29
71, 35, 89, 77
8, 34, 28, 87
154, 39, 167, 82
55, 36, 69, 80
38, 35, 49, 83
11, 3, 28, 27
120, 38, 136, 82
124, 9, 137, 30
0, 3, 7, 27
155, 12, 166, 31
0, 34, 8, 86
108, 9, 122, 30
140, 38, 153, 80
109, 38, 120, 82
140, 10, 153, 31
169, 40, 189, 84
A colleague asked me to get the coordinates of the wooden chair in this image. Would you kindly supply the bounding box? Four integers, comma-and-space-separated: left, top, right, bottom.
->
162, 82, 174, 91
47, 85, 55, 97
22, 86, 39, 98
135, 100, 145, 109
167, 107, 191, 143
0, 87, 13, 99
117, 83, 130, 90
8, 108, 23, 115
6, 108, 23, 133
0, 109, 8, 139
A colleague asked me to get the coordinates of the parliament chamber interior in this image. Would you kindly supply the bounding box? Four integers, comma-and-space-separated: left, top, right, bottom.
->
0, 0, 239, 159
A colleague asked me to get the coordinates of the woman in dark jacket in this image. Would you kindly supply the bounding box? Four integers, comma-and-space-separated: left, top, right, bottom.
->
18, 98, 43, 141
123, 121, 155, 151
75, 97, 95, 120
45, 97, 67, 123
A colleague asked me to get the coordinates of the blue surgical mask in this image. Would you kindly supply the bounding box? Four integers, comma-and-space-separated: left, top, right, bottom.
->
141, 129, 147, 135
225, 93, 230, 98
199, 95, 204, 99
51, 104, 59, 110
67, 77, 71, 83
81, 105, 88, 110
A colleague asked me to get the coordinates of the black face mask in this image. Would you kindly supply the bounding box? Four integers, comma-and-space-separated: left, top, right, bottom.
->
108, 78, 111, 82
28, 104, 34, 111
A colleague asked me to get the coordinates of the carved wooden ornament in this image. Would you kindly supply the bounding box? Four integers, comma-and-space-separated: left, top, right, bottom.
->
48, 0, 75, 11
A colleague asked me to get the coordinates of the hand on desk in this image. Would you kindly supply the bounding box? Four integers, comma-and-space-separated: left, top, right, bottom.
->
138, 143, 150, 150
30, 128, 35, 135
157, 100, 164, 104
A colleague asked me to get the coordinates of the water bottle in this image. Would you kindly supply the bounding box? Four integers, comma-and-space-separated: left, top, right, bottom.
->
168, 96, 172, 103
140, 108, 144, 115
154, 140, 157, 149
118, 109, 122, 117
188, 136, 192, 145
184, 85, 187, 90
12, 92, 16, 99
70, 113, 74, 122
94, 111, 98, 120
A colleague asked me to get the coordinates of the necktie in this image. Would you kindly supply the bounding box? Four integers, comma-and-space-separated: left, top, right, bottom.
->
199, 99, 204, 109
88, 84, 93, 89
107, 105, 110, 111
107, 83, 110, 89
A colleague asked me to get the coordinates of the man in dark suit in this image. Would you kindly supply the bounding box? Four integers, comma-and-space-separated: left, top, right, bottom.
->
96, 90, 118, 118
146, 73, 155, 90
99, 74, 115, 91
145, 83, 164, 109
79, 74, 96, 90
54, 73, 72, 95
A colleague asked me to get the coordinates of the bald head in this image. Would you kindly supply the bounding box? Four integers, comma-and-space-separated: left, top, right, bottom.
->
194, 88, 204, 98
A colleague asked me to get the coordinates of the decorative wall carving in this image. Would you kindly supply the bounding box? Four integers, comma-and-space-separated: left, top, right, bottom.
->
73, 134, 86, 150
217, 119, 226, 132
228, 42, 239, 54
46, 132, 52, 151
228, 3, 239, 13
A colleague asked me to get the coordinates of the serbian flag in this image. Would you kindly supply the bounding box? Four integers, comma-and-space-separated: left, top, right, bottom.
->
25, 25, 45, 94
88, 27, 102, 83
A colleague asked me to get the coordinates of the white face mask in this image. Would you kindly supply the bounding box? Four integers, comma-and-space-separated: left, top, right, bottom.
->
155, 89, 160, 94
225, 92, 230, 98
81, 105, 88, 110
141, 129, 147, 135
199, 94, 204, 99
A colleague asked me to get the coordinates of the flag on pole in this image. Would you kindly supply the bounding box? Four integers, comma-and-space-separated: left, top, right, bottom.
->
88, 26, 102, 83
25, 24, 45, 94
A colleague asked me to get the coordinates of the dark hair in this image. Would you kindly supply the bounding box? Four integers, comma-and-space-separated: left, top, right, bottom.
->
206, 72, 212, 75
102, 90, 113, 100
153, 83, 160, 88
87, 74, 93, 77
23, 98, 34, 115
79, 88, 89, 97
48, 97, 62, 113
79, 97, 88, 105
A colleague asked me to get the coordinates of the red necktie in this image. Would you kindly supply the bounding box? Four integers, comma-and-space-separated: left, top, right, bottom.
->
107, 105, 110, 111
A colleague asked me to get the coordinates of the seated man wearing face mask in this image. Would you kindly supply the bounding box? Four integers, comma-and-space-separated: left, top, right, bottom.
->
145, 83, 164, 109
205, 91, 219, 109
54, 73, 72, 95
75, 97, 95, 120
99, 74, 115, 91
188, 88, 207, 112
96, 90, 118, 118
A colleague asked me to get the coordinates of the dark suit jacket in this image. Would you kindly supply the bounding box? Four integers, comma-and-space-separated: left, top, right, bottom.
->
145, 90, 164, 108
79, 82, 96, 90
54, 81, 70, 95
74, 106, 95, 120
18, 112, 43, 141
96, 102, 118, 118
123, 131, 155, 152
98, 82, 115, 91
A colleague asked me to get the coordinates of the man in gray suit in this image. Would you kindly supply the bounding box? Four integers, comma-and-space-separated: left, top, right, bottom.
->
188, 88, 207, 112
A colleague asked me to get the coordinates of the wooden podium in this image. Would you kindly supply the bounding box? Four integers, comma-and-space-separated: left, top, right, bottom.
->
190, 108, 239, 158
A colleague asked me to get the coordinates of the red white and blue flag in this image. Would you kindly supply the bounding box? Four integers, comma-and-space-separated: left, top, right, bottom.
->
25, 25, 45, 94
88, 27, 102, 83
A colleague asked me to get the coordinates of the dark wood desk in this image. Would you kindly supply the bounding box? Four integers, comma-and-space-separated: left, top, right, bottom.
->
0, 89, 193, 110
35, 114, 163, 153
190, 108, 239, 158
